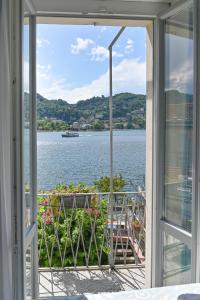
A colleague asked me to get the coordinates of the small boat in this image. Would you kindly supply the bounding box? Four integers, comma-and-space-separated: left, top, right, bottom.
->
62, 131, 79, 138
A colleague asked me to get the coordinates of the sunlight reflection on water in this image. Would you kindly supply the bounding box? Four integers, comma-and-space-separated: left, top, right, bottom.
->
35, 130, 145, 191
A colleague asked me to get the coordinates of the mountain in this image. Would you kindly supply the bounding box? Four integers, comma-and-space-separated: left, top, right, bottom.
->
24, 92, 146, 130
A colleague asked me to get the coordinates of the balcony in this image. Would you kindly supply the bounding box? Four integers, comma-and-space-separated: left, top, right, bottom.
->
37, 191, 146, 297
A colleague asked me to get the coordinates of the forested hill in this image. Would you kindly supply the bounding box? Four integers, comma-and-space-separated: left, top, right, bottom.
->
24, 92, 146, 130
36, 92, 146, 121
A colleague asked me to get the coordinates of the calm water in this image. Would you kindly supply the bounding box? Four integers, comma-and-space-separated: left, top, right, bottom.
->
37, 130, 146, 191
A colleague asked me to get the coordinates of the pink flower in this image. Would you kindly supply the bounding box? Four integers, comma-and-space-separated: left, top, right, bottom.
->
41, 211, 53, 225
41, 198, 49, 206
85, 208, 100, 217
45, 218, 52, 225
42, 212, 46, 219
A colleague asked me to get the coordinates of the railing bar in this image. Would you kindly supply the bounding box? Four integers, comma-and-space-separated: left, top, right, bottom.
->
92, 217, 101, 267
74, 201, 85, 267
124, 233, 130, 263
82, 196, 90, 267
113, 227, 120, 264
41, 214, 52, 268
85, 195, 92, 267
60, 196, 69, 268
38, 192, 145, 269
114, 268, 141, 290
89, 222, 97, 266
51, 204, 63, 266
55, 198, 65, 267
38, 264, 145, 272
68, 200, 76, 265
37, 191, 146, 197
127, 215, 139, 265
91, 210, 101, 266
114, 196, 126, 264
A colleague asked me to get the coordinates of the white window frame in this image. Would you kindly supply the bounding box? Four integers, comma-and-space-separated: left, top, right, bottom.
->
15, 1, 200, 297
152, 0, 199, 287
12, 12, 157, 297
12, 2, 38, 299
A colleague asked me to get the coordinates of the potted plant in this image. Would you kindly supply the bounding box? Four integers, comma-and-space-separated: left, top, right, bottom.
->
48, 182, 95, 208
132, 219, 141, 232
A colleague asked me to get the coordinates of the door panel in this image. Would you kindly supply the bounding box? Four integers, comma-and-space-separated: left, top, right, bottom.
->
25, 246, 33, 300
158, 0, 195, 286
24, 16, 33, 232
163, 233, 192, 286
23, 12, 38, 299
164, 5, 194, 233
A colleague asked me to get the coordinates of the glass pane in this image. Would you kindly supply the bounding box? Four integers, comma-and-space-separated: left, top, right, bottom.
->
111, 28, 146, 192
25, 246, 32, 300
164, 6, 193, 232
163, 233, 191, 286
24, 17, 32, 230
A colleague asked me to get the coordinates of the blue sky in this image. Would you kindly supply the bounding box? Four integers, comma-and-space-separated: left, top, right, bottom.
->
24, 25, 147, 103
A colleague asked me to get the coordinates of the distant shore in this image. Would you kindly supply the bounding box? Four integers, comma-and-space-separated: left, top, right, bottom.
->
36, 128, 146, 132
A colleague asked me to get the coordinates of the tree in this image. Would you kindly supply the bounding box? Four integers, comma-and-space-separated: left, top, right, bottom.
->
93, 175, 126, 192
93, 120, 104, 131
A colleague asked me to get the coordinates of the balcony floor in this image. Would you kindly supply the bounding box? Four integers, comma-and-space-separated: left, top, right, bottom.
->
39, 267, 145, 298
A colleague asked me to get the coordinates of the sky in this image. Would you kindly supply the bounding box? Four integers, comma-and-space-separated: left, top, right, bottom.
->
165, 33, 193, 95
24, 25, 147, 104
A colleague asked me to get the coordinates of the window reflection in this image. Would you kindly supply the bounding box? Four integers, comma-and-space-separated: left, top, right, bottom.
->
26, 246, 32, 299
24, 17, 32, 230
164, 7, 193, 232
163, 233, 191, 286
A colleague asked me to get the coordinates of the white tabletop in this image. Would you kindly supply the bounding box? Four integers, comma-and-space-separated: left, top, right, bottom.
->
85, 283, 200, 300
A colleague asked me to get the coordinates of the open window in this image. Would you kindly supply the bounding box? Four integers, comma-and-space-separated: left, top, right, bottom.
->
12, 0, 200, 299
152, 0, 199, 287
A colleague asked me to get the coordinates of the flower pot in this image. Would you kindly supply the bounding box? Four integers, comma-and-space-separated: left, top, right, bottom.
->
133, 222, 141, 232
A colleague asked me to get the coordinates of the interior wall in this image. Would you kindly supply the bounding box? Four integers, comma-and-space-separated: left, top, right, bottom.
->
26, 0, 171, 18
0, 0, 13, 299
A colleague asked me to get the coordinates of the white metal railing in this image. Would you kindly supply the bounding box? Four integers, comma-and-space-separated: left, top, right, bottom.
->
37, 192, 145, 270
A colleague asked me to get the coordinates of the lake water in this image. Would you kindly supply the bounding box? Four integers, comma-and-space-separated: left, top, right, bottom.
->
37, 130, 146, 191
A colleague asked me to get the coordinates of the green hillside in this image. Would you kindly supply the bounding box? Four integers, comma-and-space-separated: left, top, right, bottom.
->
24, 92, 146, 130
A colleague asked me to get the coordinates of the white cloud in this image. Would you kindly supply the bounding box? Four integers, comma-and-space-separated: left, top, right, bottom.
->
36, 58, 146, 103
167, 59, 193, 94
100, 26, 107, 32
71, 38, 94, 54
90, 46, 108, 61
37, 64, 52, 80
125, 39, 134, 54
24, 62, 52, 92
24, 61, 29, 92
112, 50, 124, 58
34, 62, 72, 99
37, 38, 50, 48
91, 45, 123, 61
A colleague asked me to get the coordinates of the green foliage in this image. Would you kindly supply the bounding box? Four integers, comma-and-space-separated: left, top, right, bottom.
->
53, 181, 95, 193
93, 120, 105, 130
37, 119, 70, 131
126, 121, 133, 129
115, 123, 124, 129
132, 116, 146, 129
94, 174, 126, 192
24, 92, 146, 129
38, 193, 109, 267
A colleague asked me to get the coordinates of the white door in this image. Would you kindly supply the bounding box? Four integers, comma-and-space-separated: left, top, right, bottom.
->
153, 0, 198, 287
23, 13, 38, 300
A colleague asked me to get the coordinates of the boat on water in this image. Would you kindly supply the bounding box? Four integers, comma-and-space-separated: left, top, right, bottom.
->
62, 131, 79, 138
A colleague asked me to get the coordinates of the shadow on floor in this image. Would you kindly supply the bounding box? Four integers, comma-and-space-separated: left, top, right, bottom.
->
39, 267, 145, 297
